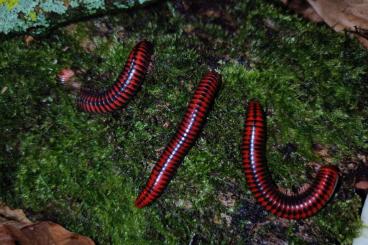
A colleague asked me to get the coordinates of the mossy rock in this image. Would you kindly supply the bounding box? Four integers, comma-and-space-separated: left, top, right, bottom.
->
0, 0, 154, 35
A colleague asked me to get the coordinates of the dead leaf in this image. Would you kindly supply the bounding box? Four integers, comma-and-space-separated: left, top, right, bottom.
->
282, 0, 323, 22
0, 204, 32, 228
0, 222, 94, 245
306, 0, 368, 32
0, 204, 94, 245
163, 121, 171, 129
282, 0, 368, 48
355, 31, 368, 48
24, 35, 35, 46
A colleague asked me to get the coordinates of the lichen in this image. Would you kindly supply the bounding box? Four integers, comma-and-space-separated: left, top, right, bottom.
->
40, 0, 67, 15
80, 0, 105, 12
0, 0, 19, 10
0, 0, 153, 35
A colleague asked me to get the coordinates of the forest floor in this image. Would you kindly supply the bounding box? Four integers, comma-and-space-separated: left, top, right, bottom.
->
1, 0, 368, 244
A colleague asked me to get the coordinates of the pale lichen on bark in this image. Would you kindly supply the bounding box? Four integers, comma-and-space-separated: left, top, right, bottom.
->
0, 0, 153, 35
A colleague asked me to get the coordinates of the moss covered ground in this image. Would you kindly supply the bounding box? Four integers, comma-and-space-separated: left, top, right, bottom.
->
1, 0, 368, 243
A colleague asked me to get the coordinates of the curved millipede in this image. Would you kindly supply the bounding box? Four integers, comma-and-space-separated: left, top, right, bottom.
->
241, 100, 340, 219
135, 71, 221, 208
76, 40, 153, 113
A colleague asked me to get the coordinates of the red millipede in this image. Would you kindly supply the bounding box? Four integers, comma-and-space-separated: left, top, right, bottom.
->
76, 40, 153, 113
135, 71, 221, 208
241, 100, 340, 219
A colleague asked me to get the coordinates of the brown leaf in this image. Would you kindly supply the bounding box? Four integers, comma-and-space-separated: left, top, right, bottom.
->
282, 0, 323, 22
0, 204, 32, 228
306, 0, 368, 31
356, 33, 368, 49
24, 35, 35, 46
282, 0, 368, 48
0, 222, 94, 245
0, 204, 94, 245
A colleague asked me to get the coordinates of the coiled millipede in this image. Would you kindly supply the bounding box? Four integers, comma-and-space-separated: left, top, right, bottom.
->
59, 40, 153, 113
241, 100, 340, 219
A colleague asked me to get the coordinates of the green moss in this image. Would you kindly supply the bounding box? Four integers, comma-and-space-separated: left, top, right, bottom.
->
0, 0, 367, 243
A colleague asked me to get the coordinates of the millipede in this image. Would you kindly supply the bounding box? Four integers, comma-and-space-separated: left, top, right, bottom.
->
241, 100, 340, 219
74, 40, 153, 113
135, 71, 221, 208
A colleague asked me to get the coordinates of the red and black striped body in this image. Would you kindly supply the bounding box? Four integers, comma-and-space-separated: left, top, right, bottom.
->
77, 40, 153, 113
241, 100, 339, 219
135, 71, 221, 208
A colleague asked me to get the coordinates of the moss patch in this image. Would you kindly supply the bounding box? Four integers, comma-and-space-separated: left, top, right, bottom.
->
0, 0, 367, 243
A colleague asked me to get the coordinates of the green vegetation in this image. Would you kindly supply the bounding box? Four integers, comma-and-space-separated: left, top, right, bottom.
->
0, 0, 367, 243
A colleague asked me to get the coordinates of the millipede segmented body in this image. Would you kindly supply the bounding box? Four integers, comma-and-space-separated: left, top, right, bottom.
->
241, 100, 339, 219
135, 71, 221, 208
77, 40, 153, 113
